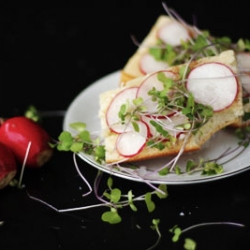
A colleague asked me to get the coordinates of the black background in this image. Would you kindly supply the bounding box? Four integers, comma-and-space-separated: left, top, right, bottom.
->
1, 1, 250, 249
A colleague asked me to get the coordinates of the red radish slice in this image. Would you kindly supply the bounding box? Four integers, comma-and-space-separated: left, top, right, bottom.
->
157, 21, 190, 46
139, 53, 169, 75
116, 120, 148, 157
116, 131, 146, 157
141, 115, 158, 137
186, 63, 238, 111
137, 70, 176, 115
136, 120, 151, 138
106, 87, 138, 133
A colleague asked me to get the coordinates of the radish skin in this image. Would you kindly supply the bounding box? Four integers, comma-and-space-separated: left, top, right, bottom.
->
0, 117, 53, 168
106, 87, 138, 134
236, 52, 250, 95
0, 142, 17, 190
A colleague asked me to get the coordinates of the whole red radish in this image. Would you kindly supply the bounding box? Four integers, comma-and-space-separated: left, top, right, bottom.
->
0, 116, 53, 168
0, 142, 17, 189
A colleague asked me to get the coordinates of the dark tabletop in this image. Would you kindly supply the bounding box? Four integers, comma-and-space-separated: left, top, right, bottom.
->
1, 1, 250, 249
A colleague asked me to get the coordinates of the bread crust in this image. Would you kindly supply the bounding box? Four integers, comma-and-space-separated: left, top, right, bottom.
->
100, 50, 244, 164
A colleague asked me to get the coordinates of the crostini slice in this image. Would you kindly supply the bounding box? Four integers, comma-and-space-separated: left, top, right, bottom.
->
100, 50, 243, 164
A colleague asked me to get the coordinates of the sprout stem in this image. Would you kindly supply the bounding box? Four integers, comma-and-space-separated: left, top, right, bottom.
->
181, 221, 245, 234
18, 141, 31, 188
72, 153, 92, 197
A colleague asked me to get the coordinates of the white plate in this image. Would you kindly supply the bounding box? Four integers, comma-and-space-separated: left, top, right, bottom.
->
63, 70, 250, 185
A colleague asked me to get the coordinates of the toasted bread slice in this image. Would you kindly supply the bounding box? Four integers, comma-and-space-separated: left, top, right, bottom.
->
100, 50, 244, 164
120, 15, 195, 85
121, 14, 250, 128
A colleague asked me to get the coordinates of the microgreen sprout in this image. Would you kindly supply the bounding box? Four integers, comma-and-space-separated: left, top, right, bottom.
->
101, 207, 122, 224
170, 225, 182, 242
56, 122, 105, 164
169, 221, 246, 249
146, 12, 250, 70
146, 219, 161, 250
169, 225, 197, 249
118, 97, 144, 125
99, 176, 168, 224
184, 159, 224, 175
184, 238, 197, 250
24, 105, 42, 123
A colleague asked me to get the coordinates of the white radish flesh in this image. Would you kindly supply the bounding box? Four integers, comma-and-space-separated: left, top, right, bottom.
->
186, 63, 238, 111
238, 73, 250, 96
137, 70, 176, 115
236, 52, 250, 96
237, 52, 250, 71
106, 87, 138, 133
139, 53, 169, 75
157, 21, 190, 46
116, 121, 148, 157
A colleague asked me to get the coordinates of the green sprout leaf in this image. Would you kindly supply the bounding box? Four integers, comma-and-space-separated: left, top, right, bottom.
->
24, 105, 41, 122
170, 225, 182, 242
132, 121, 139, 132
107, 176, 113, 189
202, 162, 224, 175
57, 131, 74, 151
155, 184, 168, 199
101, 209, 122, 224
94, 145, 105, 163
128, 190, 137, 212
70, 141, 83, 152
70, 122, 87, 132
158, 167, 169, 176
184, 238, 197, 250
145, 192, 155, 212
118, 103, 128, 123
79, 130, 92, 142
110, 188, 122, 203
151, 218, 160, 228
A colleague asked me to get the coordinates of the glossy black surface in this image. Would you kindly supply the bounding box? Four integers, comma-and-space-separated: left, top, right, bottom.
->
1, 1, 250, 249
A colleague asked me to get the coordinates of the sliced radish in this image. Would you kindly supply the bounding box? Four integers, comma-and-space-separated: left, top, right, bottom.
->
137, 70, 177, 115
186, 62, 238, 111
137, 120, 151, 138
106, 87, 138, 133
139, 53, 169, 75
116, 120, 148, 157
236, 52, 250, 96
141, 115, 158, 137
142, 113, 189, 139
238, 73, 250, 97
161, 113, 190, 136
237, 52, 250, 72
157, 21, 190, 46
